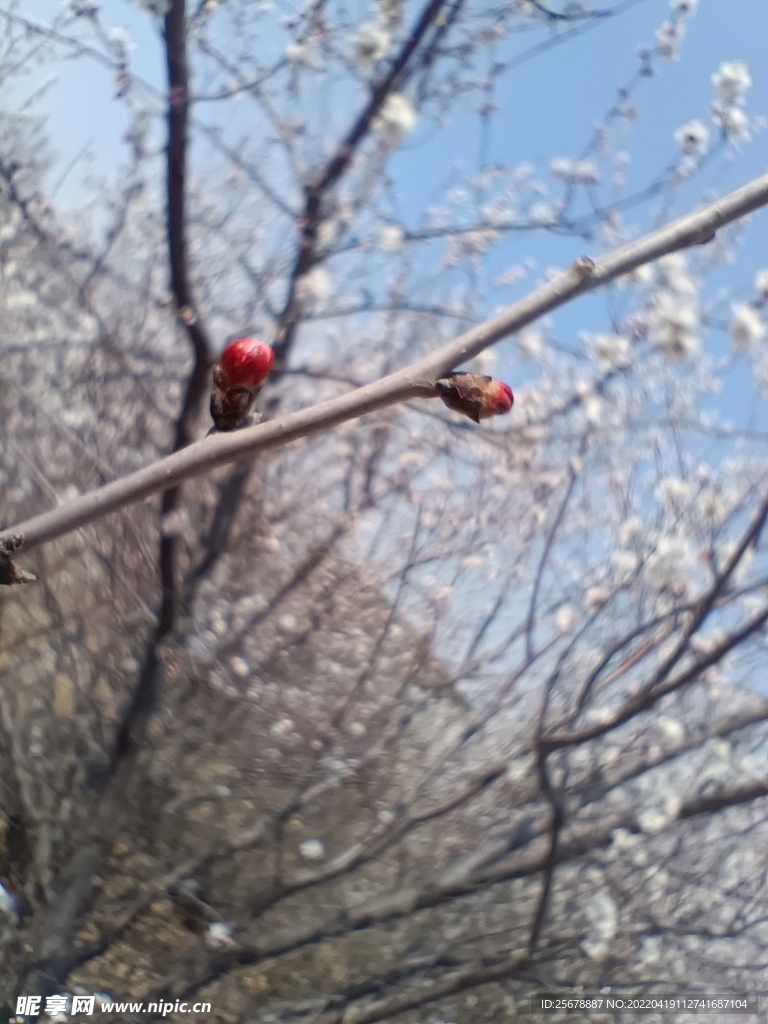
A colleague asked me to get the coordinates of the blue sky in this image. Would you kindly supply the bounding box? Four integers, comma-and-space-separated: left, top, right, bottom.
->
26, 1, 767, 212
18, 0, 768, 385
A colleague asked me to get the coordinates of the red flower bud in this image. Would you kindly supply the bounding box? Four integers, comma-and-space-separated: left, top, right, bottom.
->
210, 337, 274, 431
435, 372, 514, 423
218, 337, 274, 391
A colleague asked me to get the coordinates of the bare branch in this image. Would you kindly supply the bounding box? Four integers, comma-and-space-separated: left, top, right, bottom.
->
2, 170, 768, 557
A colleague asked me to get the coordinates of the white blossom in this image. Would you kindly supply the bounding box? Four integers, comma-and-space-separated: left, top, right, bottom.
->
299, 838, 325, 861
550, 157, 574, 181
295, 266, 331, 308
350, 22, 390, 66
697, 487, 725, 525
206, 922, 236, 948
581, 891, 618, 961
555, 605, 575, 632
517, 328, 544, 360
584, 393, 603, 425
637, 933, 663, 967
494, 264, 527, 287
377, 224, 404, 251
446, 185, 470, 205
285, 40, 324, 70
571, 159, 599, 185
729, 302, 766, 352
619, 517, 643, 545
229, 656, 250, 678
674, 118, 709, 154
0, 206, 20, 243
316, 219, 338, 250
611, 549, 639, 574
106, 27, 134, 50
549, 157, 598, 185
586, 586, 611, 613
480, 198, 515, 227
617, 263, 653, 289
656, 252, 696, 297
670, 0, 698, 17
654, 476, 692, 512
270, 715, 294, 738
754, 269, 768, 302
656, 19, 685, 60
529, 202, 556, 226
637, 808, 669, 833
712, 102, 750, 142
657, 716, 684, 744
692, 629, 727, 656
473, 166, 504, 190
648, 291, 700, 359
711, 60, 752, 103
647, 533, 694, 593
587, 333, 631, 371
372, 93, 416, 143
374, 0, 403, 28
460, 230, 497, 256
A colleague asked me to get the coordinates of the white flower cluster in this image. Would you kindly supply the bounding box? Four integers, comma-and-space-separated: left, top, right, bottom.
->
299, 838, 325, 861
377, 224, 404, 251
729, 302, 766, 353
350, 22, 391, 66
374, 0, 403, 28
581, 890, 618, 961
106, 27, 133, 51
654, 475, 692, 513
673, 118, 709, 156
349, 0, 403, 66
647, 532, 695, 597
443, 229, 498, 268
206, 921, 236, 949
655, 0, 698, 60
754, 269, 768, 304
587, 332, 631, 372
711, 59, 752, 142
372, 92, 416, 144
550, 157, 599, 186
517, 327, 545, 360
295, 266, 331, 309
646, 253, 699, 359
285, 39, 324, 70
480, 197, 515, 228
528, 202, 556, 226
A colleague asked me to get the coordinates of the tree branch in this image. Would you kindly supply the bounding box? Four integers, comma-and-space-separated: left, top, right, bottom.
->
271, 0, 456, 370
3, 171, 768, 557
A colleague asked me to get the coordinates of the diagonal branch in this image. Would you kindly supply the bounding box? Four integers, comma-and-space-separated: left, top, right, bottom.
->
3, 170, 768, 558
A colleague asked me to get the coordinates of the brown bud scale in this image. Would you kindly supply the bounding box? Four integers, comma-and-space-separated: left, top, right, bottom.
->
435, 372, 514, 423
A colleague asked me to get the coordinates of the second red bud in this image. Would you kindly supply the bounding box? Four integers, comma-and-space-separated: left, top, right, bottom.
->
435, 372, 514, 423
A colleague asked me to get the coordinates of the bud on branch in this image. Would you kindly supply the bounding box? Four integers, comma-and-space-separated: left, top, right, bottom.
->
435, 373, 514, 423
210, 337, 275, 431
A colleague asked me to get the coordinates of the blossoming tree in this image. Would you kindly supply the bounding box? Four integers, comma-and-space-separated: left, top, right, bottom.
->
1, 0, 768, 1021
